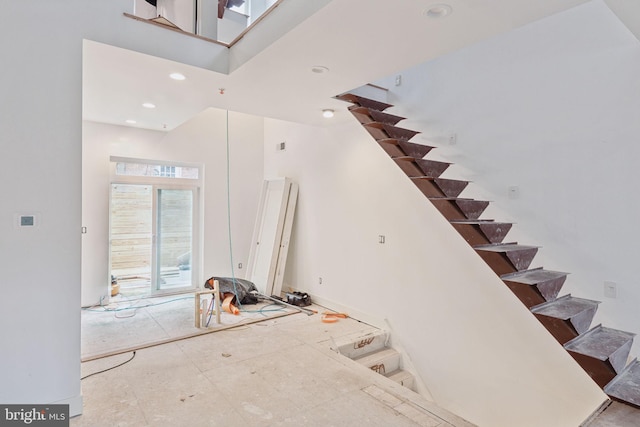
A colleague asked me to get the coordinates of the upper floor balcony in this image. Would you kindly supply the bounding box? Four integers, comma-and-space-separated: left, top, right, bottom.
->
131, 0, 279, 46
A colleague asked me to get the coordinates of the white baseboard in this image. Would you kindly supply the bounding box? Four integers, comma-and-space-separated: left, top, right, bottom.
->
297, 291, 388, 331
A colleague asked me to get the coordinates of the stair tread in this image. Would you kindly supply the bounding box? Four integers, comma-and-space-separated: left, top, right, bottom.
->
475, 243, 539, 252
386, 368, 412, 377
452, 220, 512, 228
398, 140, 434, 159
415, 158, 452, 166
386, 369, 415, 390
450, 219, 495, 224
531, 294, 600, 319
337, 93, 392, 111
565, 325, 635, 360
396, 156, 451, 165
362, 122, 411, 130
386, 369, 412, 381
363, 122, 419, 137
411, 176, 466, 182
605, 359, 640, 406
378, 137, 400, 145
330, 329, 387, 357
369, 110, 406, 125
501, 268, 568, 285
429, 197, 483, 202
354, 347, 399, 364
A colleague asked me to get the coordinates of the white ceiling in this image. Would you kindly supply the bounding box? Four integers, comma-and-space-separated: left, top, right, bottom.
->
83, 0, 638, 131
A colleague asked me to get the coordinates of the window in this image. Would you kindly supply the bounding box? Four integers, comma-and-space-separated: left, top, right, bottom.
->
115, 161, 198, 180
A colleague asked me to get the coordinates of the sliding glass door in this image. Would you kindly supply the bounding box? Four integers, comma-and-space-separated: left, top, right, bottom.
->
153, 187, 196, 293
110, 184, 198, 297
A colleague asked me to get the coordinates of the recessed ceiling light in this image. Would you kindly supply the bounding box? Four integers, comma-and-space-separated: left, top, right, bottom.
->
311, 66, 329, 74
125, 119, 137, 124
424, 4, 452, 18
142, 102, 156, 109
169, 72, 186, 80
322, 109, 334, 118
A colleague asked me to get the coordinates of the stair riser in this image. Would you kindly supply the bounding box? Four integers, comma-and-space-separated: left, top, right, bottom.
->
357, 352, 401, 376
537, 279, 566, 303
383, 125, 419, 141
610, 340, 634, 374
415, 159, 449, 178
369, 110, 405, 125
387, 371, 415, 390
435, 178, 468, 198
570, 307, 598, 336
455, 200, 489, 220
336, 334, 388, 359
398, 141, 433, 159
478, 223, 512, 244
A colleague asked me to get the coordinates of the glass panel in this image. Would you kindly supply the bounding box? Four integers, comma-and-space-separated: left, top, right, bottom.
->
115, 162, 199, 179
110, 184, 153, 297
156, 189, 194, 291
131, 0, 280, 44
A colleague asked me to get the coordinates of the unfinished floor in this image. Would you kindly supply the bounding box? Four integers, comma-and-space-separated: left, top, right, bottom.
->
81, 293, 295, 360
76, 305, 640, 426
74, 310, 475, 427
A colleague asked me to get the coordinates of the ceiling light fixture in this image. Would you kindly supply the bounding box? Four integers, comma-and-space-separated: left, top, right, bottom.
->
424, 4, 452, 18
311, 66, 329, 74
169, 72, 186, 80
142, 102, 156, 109
322, 109, 334, 118
125, 119, 137, 124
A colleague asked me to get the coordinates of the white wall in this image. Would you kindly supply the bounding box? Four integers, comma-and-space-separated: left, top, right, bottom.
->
218, 9, 248, 43
82, 109, 263, 306
134, 0, 157, 18
0, 0, 231, 415
264, 118, 607, 427
158, 0, 196, 33
374, 0, 640, 358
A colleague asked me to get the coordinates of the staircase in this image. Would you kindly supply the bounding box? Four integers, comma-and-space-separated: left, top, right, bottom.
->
331, 329, 416, 391
337, 92, 640, 408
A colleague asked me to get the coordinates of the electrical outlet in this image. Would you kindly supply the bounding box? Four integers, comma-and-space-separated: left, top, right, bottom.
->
277, 141, 286, 151
604, 281, 617, 298
238, 262, 242, 269
319, 277, 323, 285
378, 235, 386, 244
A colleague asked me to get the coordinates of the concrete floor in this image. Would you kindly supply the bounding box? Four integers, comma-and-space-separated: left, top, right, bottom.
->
74, 311, 475, 427
78, 298, 640, 426
588, 401, 640, 426
81, 294, 295, 360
